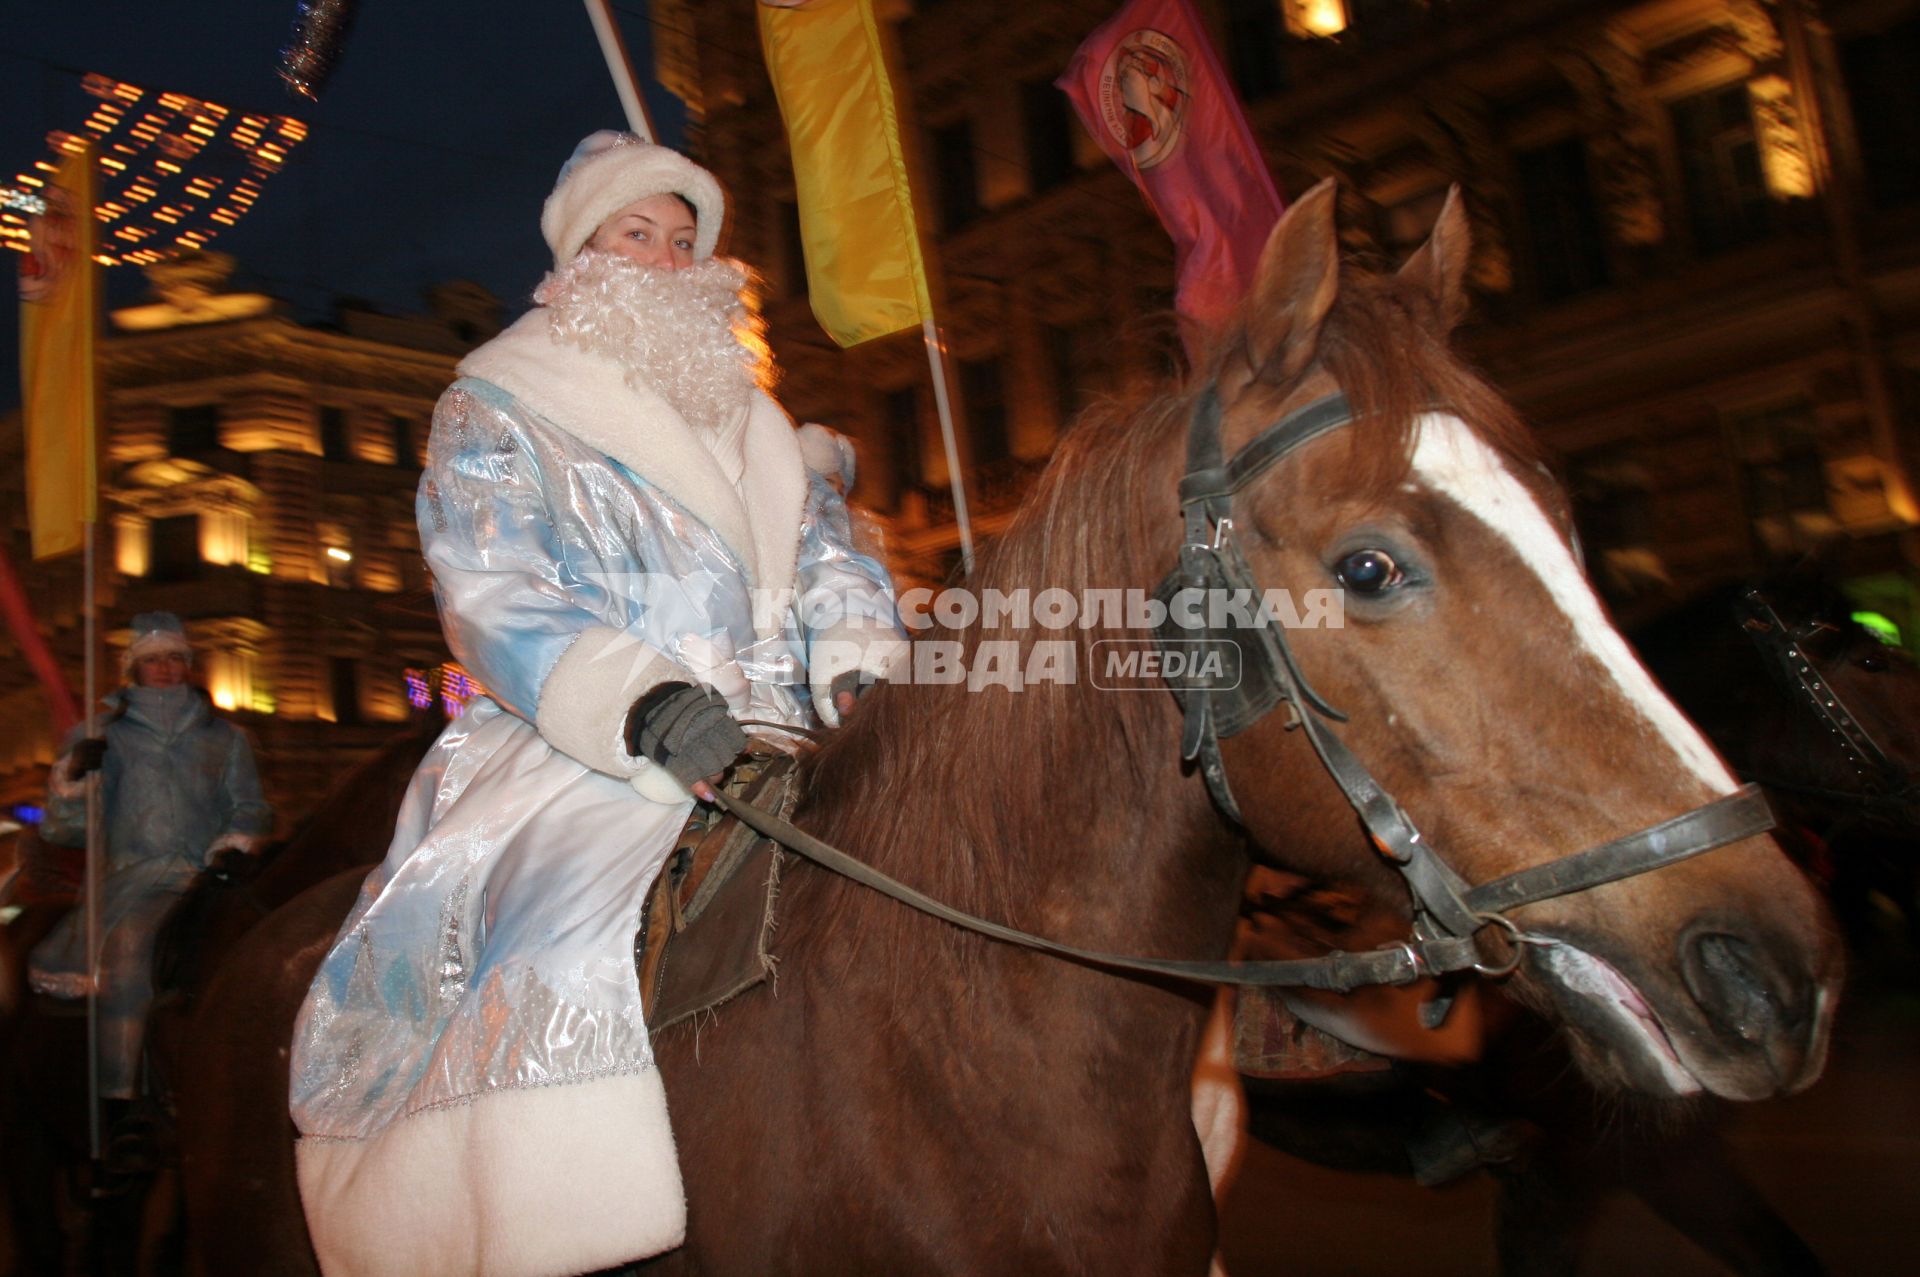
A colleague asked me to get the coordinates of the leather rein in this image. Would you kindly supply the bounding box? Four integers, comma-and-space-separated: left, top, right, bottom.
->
716, 389, 1777, 994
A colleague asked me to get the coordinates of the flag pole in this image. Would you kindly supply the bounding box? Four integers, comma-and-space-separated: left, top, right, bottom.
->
583, 0, 655, 142
83, 519, 101, 1161
920, 319, 974, 576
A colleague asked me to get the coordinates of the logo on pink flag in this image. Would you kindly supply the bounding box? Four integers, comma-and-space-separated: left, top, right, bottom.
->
1097, 29, 1189, 170
1059, 0, 1284, 331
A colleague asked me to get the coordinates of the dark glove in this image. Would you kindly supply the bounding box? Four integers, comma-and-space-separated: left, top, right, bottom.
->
208, 848, 260, 885
624, 682, 747, 791
829, 670, 870, 720
67, 738, 108, 779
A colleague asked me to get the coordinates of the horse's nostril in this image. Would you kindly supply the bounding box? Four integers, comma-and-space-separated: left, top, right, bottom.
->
1682, 932, 1789, 1047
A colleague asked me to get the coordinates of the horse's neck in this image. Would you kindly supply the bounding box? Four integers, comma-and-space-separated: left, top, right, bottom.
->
793, 680, 1247, 1099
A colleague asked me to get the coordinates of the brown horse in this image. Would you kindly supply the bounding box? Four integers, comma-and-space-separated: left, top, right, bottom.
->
175, 183, 1841, 1276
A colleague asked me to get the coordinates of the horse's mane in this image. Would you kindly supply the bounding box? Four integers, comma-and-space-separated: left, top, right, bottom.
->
794, 263, 1543, 952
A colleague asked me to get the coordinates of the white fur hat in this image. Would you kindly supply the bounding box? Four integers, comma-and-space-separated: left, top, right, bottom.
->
540, 131, 726, 269
122, 611, 193, 676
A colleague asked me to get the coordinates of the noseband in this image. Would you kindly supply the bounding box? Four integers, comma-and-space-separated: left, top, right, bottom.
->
1158, 386, 1777, 991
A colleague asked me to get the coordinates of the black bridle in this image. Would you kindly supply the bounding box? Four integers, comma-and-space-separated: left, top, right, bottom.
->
1151, 387, 1776, 992
1738, 589, 1919, 818
715, 388, 1776, 996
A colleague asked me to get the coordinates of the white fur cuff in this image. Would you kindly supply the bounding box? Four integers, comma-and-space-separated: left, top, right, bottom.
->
808, 621, 908, 727
536, 626, 690, 776
47, 761, 86, 801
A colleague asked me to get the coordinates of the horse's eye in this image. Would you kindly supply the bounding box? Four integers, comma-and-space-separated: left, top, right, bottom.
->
1336, 549, 1403, 595
1858, 652, 1889, 673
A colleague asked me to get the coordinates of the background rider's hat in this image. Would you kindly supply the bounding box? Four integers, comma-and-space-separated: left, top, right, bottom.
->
122, 611, 194, 675
539, 131, 726, 270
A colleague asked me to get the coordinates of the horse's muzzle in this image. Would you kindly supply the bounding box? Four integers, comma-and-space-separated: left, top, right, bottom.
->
1676, 922, 1837, 1099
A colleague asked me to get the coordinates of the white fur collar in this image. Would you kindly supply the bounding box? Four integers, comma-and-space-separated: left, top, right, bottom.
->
458, 309, 805, 598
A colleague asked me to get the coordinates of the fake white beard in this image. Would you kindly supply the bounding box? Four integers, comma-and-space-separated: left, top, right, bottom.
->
534, 252, 773, 437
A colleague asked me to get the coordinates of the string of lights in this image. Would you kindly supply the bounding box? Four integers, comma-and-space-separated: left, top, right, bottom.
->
0, 70, 308, 267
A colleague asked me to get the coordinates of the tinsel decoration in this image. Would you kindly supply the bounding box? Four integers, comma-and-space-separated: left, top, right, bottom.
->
278, 0, 357, 101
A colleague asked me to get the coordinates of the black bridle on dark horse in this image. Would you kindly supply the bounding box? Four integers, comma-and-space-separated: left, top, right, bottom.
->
1739, 588, 1918, 818
717, 389, 1776, 996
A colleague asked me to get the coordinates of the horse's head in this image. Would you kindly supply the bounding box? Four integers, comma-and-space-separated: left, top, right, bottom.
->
1197, 181, 1843, 1101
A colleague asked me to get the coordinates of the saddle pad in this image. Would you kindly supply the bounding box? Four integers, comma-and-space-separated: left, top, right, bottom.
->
637, 753, 797, 1031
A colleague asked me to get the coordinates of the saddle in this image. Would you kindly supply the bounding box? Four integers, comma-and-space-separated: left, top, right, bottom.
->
636, 747, 800, 1031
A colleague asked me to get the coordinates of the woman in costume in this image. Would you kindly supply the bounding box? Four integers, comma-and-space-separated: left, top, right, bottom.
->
32, 611, 272, 1105
289, 133, 902, 1277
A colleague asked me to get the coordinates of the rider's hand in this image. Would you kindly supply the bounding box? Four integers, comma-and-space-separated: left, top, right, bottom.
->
624, 682, 746, 800
207, 848, 259, 885
66, 738, 108, 780
829, 671, 867, 724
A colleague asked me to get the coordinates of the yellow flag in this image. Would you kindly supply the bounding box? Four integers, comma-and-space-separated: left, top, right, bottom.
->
759, 0, 933, 347
20, 145, 100, 560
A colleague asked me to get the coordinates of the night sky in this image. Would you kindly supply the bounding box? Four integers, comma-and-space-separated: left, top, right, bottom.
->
2, 0, 691, 412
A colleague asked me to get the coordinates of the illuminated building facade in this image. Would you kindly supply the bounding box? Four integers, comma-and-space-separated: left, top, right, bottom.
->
672, 0, 1920, 633
0, 253, 499, 822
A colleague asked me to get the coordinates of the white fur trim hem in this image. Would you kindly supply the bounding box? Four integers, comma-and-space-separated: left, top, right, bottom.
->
535, 626, 688, 776
297, 1068, 685, 1277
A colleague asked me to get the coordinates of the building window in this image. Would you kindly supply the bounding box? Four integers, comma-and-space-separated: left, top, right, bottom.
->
1224, 0, 1287, 102
1731, 403, 1836, 558
1566, 445, 1663, 602
884, 385, 923, 504
329, 657, 362, 725
199, 510, 251, 567
389, 415, 417, 467
931, 118, 981, 233
205, 647, 258, 713
1516, 138, 1612, 302
115, 517, 150, 577
1842, 16, 1920, 209
1346, 0, 1415, 43
1021, 80, 1075, 195
1283, 0, 1349, 39
959, 357, 1009, 466
168, 405, 220, 455
320, 406, 352, 461
146, 514, 201, 583
319, 521, 355, 588
1671, 83, 1773, 254
776, 198, 808, 299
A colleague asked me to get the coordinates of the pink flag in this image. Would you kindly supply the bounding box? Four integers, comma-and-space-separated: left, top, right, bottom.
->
1057, 0, 1284, 331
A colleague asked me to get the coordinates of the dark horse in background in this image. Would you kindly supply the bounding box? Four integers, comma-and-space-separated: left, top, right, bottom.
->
1237, 567, 1918, 1275
1643, 573, 1920, 948
0, 721, 439, 1277
173, 183, 1840, 1276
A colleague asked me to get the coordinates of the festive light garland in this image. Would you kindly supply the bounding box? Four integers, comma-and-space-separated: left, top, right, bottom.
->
279, 0, 358, 102
0, 72, 308, 267
402, 664, 485, 718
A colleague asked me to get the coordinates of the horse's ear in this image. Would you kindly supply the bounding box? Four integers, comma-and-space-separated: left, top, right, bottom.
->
1397, 184, 1471, 332
1245, 178, 1339, 385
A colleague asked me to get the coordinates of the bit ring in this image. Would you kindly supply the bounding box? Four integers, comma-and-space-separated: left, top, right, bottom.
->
1471, 911, 1529, 978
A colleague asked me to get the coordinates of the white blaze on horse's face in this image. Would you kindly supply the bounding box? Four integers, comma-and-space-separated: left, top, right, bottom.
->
1409, 413, 1738, 795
